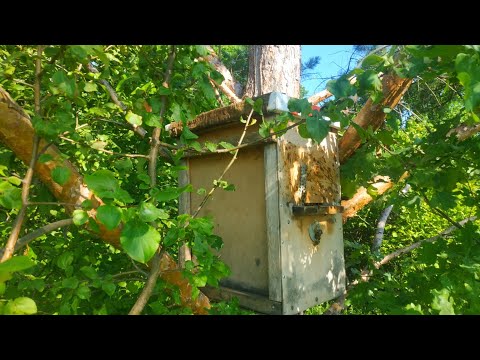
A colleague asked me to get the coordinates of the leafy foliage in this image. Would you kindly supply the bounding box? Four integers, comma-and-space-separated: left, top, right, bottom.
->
0, 45, 232, 314
1, 45, 480, 315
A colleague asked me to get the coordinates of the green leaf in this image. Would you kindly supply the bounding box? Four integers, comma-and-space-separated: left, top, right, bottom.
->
253, 98, 264, 115
163, 228, 180, 247
80, 266, 98, 280
7, 176, 21, 186
88, 107, 109, 117
76, 286, 91, 300
84, 82, 98, 92
182, 127, 198, 140
114, 158, 133, 172
52, 166, 71, 186
195, 45, 209, 56
358, 69, 382, 94
361, 54, 385, 68
144, 113, 161, 127
120, 220, 161, 263
204, 141, 218, 152
0, 187, 22, 209
139, 202, 169, 222
210, 70, 224, 85
38, 154, 53, 164
72, 209, 89, 226
219, 141, 235, 150
57, 252, 74, 270
157, 86, 171, 95
52, 70, 76, 98
125, 111, 142, 126
455, 53, 480, 112
0, 256, 35, 273
84, 170, 119, 199
431, 288, 455, 315
147, 97, 162, 113
376, 130, 395, 146
10, 297, 37, 315
306, 117, 330, 143
288, 98, 310, 113
327, 76, 356, 99
4, 65, 15, 76
190, 141, 202, 152
81, 199, 93, 210
113, 188, 134, 204
62, 276, 79, 289
96, 205, 122, 230
137, 173, 151, 184
298, 123, 309, 138
153, 184, 192, 203
102, 282, 116, 296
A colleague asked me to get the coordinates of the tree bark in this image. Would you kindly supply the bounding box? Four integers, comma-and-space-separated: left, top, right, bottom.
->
372, 204, 394, 252
0, 86, 210, 314
244, 45, 301, 98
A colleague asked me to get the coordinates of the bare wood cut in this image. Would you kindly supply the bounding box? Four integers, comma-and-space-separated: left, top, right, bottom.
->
204, 46, 243, 103
0, 86, 210, 314
338, 74, 412, 164
341, 176, 394, 223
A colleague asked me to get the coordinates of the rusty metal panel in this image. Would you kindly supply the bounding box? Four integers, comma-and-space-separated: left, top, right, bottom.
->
277, 127, 345, 314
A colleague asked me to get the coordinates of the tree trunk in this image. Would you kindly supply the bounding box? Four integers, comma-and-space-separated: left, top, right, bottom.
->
244, 45, 301, 98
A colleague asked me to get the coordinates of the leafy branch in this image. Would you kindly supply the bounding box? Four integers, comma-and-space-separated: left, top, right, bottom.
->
129, 45, 176, 316
1, 46, 44, 263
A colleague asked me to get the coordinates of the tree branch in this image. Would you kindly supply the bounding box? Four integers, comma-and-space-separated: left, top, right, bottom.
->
148, 46, 176, 187
1, 46, 44, 263
0, 219, 73, 258
129, 247, 165, 315
204, 46, 243, 102
129, 46, 177, 316
375, 216, 476, 268
447, 122, 480, 142
422, 194, 463, 230
372, 204, 394, 252
86, 62, 147, 138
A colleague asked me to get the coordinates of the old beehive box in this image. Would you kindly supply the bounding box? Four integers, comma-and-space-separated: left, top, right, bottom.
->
172, 92, 345, 314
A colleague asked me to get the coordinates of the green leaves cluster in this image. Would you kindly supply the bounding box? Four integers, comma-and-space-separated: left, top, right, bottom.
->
0, 256, 37, 315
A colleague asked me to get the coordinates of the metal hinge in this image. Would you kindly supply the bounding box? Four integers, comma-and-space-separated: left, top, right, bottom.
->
291, 203, 344, 216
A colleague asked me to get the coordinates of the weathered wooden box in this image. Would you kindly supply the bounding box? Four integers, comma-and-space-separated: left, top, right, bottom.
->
175, 92, 345, 314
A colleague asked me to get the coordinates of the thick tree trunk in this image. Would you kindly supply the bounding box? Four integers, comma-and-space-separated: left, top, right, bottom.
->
244, 45, 301, 98
0, 86, 210, 314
